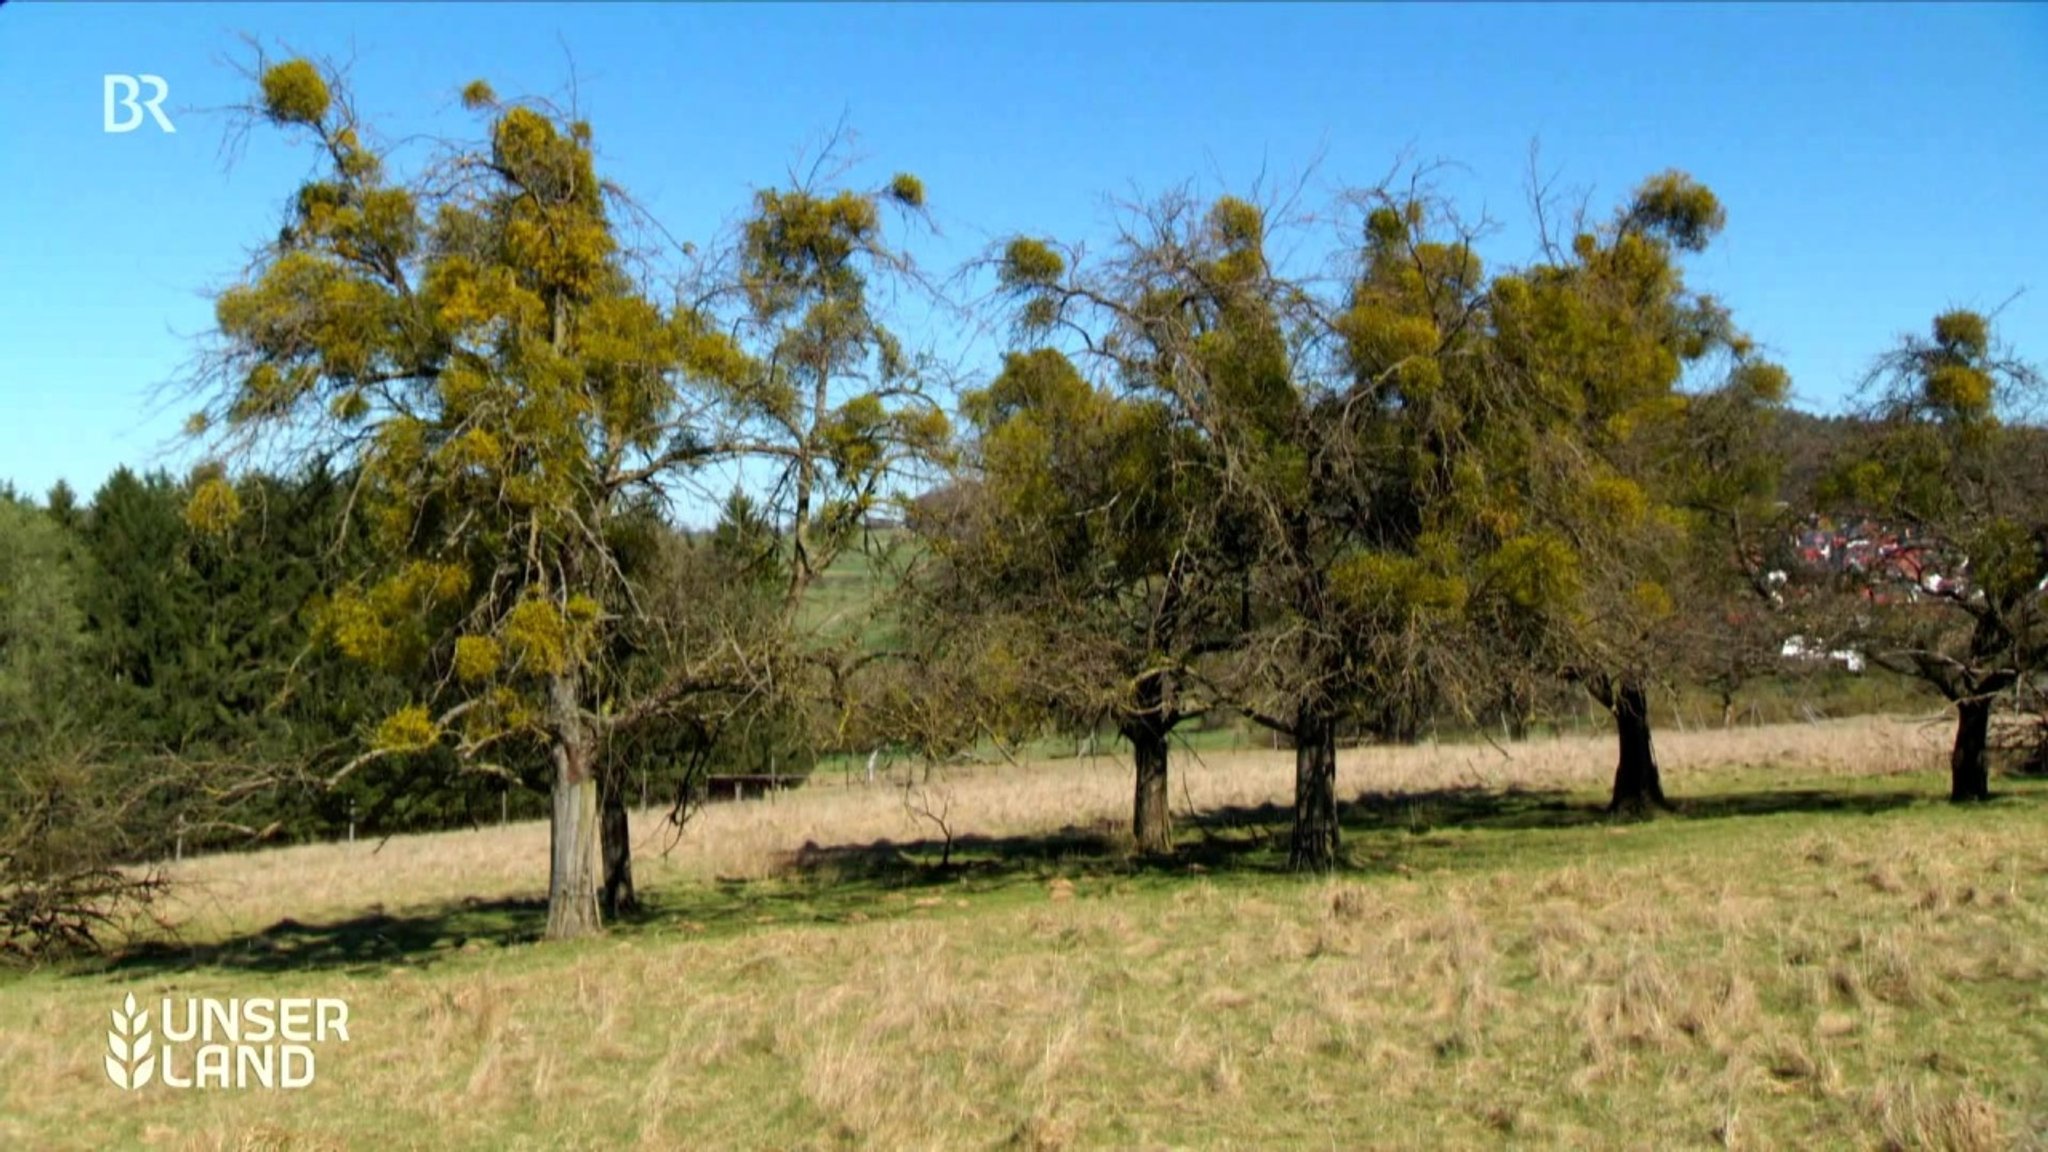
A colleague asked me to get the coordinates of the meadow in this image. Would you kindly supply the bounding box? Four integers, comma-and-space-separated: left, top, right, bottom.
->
2, 715, 2045, 1151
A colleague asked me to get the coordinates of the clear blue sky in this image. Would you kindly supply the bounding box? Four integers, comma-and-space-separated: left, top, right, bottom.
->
2, 2, 2044, 506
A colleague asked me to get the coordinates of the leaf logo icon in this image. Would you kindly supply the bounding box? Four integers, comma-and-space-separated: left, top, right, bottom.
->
106, 992, 155, 1090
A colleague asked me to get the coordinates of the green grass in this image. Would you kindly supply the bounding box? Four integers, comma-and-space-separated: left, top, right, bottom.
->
794, 530, 913, 647
3, 755, 2045, 1150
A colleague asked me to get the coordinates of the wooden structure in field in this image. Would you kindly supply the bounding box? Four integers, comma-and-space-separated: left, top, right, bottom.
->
698, 774, 806, 803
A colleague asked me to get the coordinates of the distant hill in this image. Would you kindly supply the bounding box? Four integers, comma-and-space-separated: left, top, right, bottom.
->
1770, 409, 1866, 510
1768, 407, 2048, 511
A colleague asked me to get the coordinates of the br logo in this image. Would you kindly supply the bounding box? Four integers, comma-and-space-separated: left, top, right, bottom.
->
104, 74, 176, 134
106, 993, 157, 1090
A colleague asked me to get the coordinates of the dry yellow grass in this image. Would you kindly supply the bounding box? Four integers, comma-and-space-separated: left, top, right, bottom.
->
4, 715, 2044, 1151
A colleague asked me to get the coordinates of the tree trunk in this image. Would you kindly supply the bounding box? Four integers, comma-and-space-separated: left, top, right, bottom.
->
598, 759, 638, 917
1607, 678, 1669, 815
1394, 713, 1422, 746
545, 675, 603, 940
1950, 695, 1994, 802
1128, 720, 1172, 856
1287, 708, 1340, 872
1126, 673, 1176, 856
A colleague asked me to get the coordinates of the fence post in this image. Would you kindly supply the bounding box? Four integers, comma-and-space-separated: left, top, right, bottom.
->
348, 800, 357, 845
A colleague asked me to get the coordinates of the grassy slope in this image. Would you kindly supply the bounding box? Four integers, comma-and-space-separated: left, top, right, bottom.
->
795, 529, 913, 649
2, 722, 2046, 1151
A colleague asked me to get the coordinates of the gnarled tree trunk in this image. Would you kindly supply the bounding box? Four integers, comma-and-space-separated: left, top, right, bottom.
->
1125, 673, 1176, 856
1950, 694, 1994, 803
1607, 677, 1669, 814
1127, 720, 1172, 856
1288, 707, 1340, 872
598, 758, 638, 917
545, 674, 603, 940
1504, 681, 1532, 742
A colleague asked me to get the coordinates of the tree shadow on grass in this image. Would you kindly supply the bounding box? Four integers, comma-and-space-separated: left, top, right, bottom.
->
1342, 783, 1929, 834
783, 817, 1279, 886
777, 782, 1935, 889
78, 780, 1974, 979
85, 896, 551, 980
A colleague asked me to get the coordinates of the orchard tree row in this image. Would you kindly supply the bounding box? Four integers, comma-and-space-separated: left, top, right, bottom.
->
3, 56, 2041, 955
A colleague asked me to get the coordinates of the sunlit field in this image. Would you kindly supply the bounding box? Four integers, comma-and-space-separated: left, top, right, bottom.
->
3, 715, 2046, 1150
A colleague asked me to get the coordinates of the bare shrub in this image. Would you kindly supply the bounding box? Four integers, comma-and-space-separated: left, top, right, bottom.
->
1, 740, 175, 964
